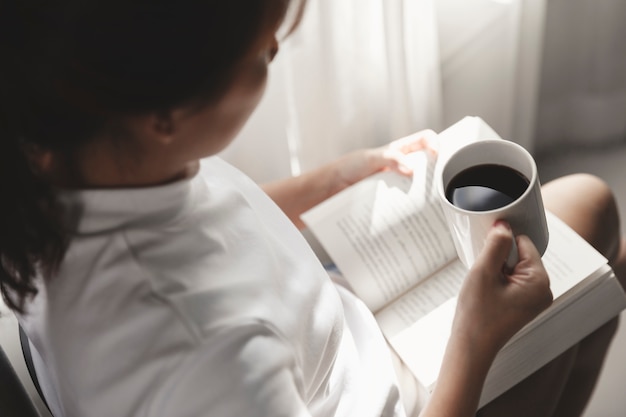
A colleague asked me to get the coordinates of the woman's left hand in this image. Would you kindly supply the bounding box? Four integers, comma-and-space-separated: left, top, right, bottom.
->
262, 129, 437, 229
330, 129, 437, 193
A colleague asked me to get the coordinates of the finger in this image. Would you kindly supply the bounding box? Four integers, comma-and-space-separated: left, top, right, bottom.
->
515, 234, 542, 263
509, 235, 553, 308
388, 136, 427, 155
389, 130, 438, 154
503, 238, 519, 274
473, 221, 515, 280
372, 130, 438, 175
380, 148, 413, 175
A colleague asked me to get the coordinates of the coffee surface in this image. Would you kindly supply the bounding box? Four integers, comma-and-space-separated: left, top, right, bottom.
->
445, 164, 529, 211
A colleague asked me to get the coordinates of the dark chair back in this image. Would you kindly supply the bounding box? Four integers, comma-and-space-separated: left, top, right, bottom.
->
0, 345, 40, 417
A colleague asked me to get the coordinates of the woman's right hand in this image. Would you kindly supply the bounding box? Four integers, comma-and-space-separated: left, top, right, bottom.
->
453, 221, 553, 358
420, 222, 553, 417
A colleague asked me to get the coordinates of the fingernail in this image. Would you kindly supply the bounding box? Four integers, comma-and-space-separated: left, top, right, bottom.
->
494, 220, 511, 230
399, 164, 413, 175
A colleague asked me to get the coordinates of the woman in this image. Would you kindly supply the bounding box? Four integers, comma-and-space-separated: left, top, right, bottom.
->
1, 1, 624, 416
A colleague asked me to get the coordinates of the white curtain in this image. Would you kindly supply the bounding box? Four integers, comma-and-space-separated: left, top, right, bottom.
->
220, 0, 443, 182
220, 0, 626, 182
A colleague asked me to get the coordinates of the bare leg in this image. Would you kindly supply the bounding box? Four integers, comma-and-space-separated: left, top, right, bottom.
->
479, 174, 626, 417
544, 175, 626, 417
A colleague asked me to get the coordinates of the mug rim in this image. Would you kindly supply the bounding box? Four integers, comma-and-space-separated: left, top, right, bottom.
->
437, 139, 538, 215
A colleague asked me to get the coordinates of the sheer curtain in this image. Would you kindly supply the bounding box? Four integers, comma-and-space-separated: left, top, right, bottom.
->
220, 0, 626, 181
220, 0, 443, 182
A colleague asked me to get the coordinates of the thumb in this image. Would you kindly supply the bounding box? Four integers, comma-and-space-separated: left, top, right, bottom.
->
515, 233, 543, 264
380, 148, 413, 174
473, 221, 515, 279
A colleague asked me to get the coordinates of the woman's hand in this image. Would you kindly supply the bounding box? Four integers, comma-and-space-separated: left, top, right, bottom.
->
262, 129, 437, 228
454, 221, 553, 356
328, 129, 437, 195
421, 222, 552, 417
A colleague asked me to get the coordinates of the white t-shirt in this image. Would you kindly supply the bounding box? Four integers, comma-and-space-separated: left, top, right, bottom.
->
19, 157, 408, 417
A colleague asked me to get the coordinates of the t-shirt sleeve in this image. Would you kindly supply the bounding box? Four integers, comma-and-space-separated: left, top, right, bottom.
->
148, 322, 312, 417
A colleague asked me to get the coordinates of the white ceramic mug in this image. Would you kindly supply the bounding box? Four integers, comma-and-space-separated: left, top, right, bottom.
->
437, 139, 549, 269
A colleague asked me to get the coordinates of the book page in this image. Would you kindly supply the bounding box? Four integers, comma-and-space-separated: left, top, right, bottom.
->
375, 259, 466, 338
433, 115, 503, 179
541, 212, 607, 298
378, 211, 612, 391
302, 151, 457, 312
301, 116, 506, 312
302, 115, 624, 404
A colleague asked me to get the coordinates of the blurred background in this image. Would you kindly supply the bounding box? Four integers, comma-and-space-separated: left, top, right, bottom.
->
220, 0, 626, 415
222, 0, 626, 182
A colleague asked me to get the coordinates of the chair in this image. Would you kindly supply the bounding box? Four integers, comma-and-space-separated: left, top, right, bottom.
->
20, 326, 54, 416
0, 344, 40, 417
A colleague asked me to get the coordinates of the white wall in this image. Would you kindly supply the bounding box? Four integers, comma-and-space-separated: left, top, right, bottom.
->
534, 0, 626, 152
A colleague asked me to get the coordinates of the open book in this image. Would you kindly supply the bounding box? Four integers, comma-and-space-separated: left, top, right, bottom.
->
301, 116, 626, 408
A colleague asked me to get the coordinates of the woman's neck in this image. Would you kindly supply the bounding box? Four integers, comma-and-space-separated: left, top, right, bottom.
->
43, 137, 199, 189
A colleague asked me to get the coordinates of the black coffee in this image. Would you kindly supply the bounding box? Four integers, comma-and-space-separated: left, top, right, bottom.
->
445, 164, 530, 211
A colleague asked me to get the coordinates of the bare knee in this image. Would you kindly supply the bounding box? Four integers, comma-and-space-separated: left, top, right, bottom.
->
613, 237, 626, 289
542, 173, 621, 263
577, 315, 620, 367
